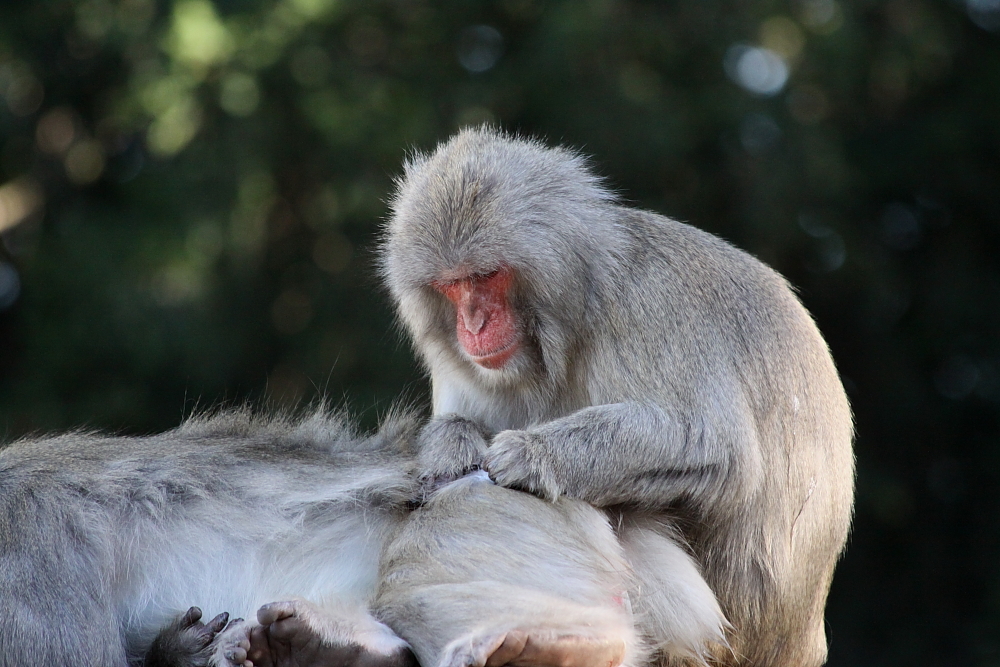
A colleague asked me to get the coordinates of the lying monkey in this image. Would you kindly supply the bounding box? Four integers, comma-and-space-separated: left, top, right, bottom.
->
0, 409, 724, 667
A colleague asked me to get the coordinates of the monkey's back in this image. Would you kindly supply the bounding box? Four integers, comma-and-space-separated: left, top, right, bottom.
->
597, 210, 854, 666
0, 411, 415, 667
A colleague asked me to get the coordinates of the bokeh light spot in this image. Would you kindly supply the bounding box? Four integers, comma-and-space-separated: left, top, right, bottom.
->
286, 0, 340, 21
147, 97, 203, 157
797, 0, 844, 33
64, 140, 106, 185
880, 203, 921, 251
0, 261, 21, 311
759, 17, 805, 62
36, 108, 77, 155
799, 212, 846, 272
0, 178, 44, 233
725, 44, 789, 96
3, 65, 44, 117
219, 73, 260, 117
457, 25, 504, 73
76, 0, 115, 41
166, 0, 234, 68
967, 0, 1000, 30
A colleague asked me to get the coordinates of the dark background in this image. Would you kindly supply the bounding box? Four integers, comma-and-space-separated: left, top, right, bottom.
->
1, 0, 998, 663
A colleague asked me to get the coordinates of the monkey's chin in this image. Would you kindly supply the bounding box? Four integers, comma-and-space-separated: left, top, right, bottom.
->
468, 342, 520, 370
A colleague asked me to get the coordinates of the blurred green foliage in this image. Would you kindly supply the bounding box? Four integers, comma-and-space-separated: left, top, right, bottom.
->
1, 0, 1000, 663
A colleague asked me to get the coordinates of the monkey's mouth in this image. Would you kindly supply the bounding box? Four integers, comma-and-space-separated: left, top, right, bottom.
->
468, 340, 520, 370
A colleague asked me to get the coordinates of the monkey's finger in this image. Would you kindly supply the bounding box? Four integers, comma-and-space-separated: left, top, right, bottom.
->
181, 606, 203, 626
206, 612, 230, 634
267, 616, 305, 642
246, 626, 273, 667
224, 617, 246, 632
484, 631, 528, 667
257, 601, 296, 625
225, 646, 248, 665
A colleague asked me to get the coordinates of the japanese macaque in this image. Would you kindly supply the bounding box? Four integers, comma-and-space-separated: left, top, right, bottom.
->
0, 409, 722, 667
381, 127, 856, 666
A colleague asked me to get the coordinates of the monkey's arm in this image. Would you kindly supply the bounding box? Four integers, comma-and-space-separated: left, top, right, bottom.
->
483, 401, 757, 507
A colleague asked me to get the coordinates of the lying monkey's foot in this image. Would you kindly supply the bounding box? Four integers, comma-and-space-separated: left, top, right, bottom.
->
145, 606, 231, 667
210, 617, 253, 667
441, 630, 626, 667
248, 600, 417, 667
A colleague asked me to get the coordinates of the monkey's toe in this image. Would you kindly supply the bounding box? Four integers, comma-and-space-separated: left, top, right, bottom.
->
210, 618, 253, 667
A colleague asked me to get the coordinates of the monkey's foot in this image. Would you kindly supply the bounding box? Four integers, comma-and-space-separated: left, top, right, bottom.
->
247, 600, 417, 667
441, 630, 626, 667
146, 607, 231, 667
210, 618, 253, 667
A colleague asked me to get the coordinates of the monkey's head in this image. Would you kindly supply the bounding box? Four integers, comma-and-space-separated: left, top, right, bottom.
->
381, 127, 621, 388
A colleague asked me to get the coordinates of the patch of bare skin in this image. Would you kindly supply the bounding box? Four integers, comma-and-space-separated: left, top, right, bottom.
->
448, 630, 626, 667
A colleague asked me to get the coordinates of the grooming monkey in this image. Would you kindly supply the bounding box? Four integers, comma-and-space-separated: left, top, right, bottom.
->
0, 409, 723, 667
381, 128, 855, 666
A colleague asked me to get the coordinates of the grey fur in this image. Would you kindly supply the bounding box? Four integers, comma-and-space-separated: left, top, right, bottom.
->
378, 471, 643, 667
1, 408, 672, 667
382, 127, 855, 666
0, 409, 417, 667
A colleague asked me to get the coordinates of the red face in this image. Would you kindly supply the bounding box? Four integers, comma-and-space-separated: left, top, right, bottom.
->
432, 267, 520, 370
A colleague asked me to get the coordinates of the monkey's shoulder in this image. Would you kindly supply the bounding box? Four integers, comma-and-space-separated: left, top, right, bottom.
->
618, 209, 782, 283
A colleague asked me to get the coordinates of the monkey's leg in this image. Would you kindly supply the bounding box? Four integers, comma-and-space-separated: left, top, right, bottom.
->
616, 519, 729, 664
378, 474, 645, 667
234, 600, 416, 667
144, 607, 233, 667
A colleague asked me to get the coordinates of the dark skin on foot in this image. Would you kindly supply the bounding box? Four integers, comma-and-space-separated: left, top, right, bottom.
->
246, 604, 623, 667
245, 604, 418, 667
145, 607, 232, 667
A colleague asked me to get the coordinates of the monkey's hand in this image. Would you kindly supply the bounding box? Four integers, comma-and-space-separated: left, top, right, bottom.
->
484, 430, 563, 501
416, 415, 490, 500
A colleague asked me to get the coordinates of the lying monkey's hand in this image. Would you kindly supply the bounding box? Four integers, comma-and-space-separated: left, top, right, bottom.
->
416, 415, 490, 500
484, 430, 563, 501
